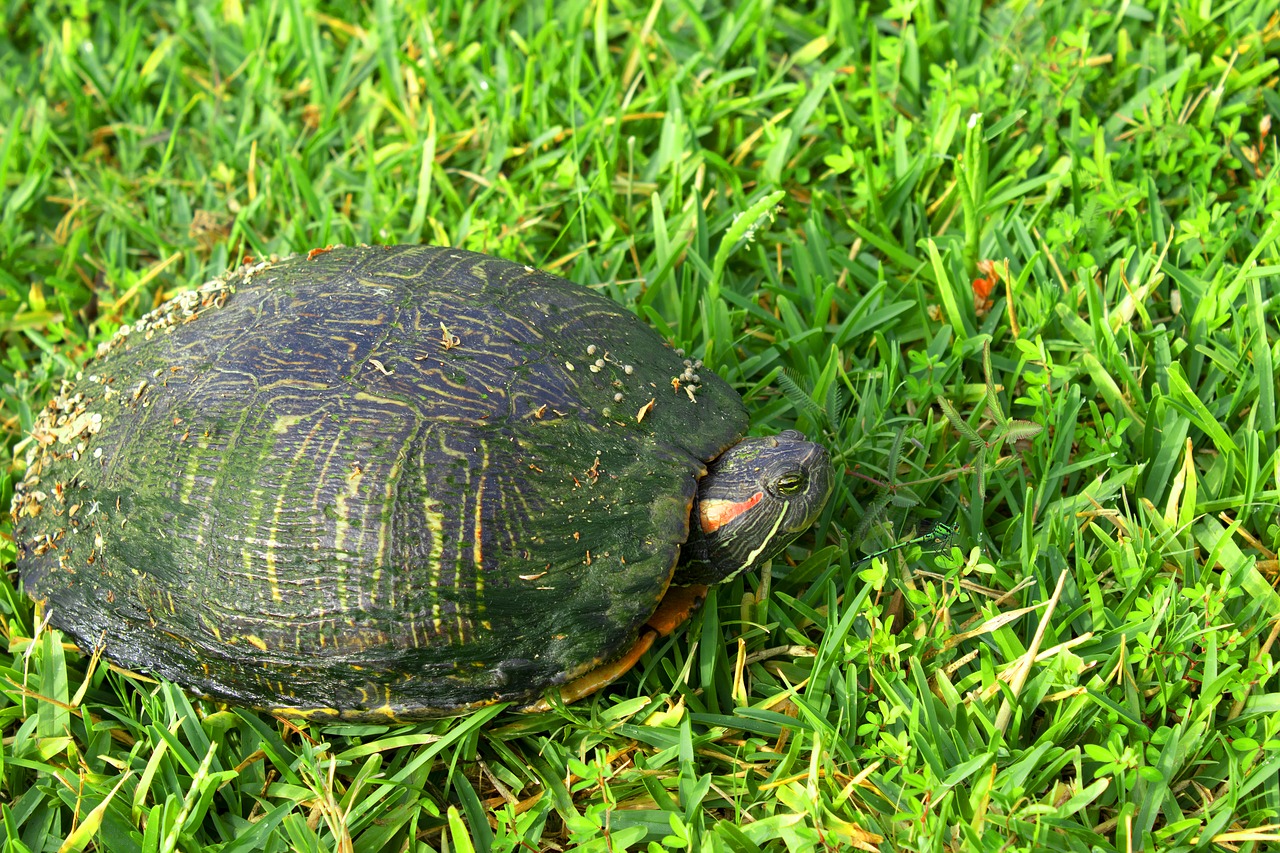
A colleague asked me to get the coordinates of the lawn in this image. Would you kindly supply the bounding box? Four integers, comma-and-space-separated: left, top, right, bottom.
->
2, 0, 1280, 851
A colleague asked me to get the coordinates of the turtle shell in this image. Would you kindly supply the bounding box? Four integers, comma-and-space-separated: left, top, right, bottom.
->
14, 245, 749, 719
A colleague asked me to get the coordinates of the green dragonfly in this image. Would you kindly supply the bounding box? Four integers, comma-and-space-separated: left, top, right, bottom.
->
853, 518, 956, 567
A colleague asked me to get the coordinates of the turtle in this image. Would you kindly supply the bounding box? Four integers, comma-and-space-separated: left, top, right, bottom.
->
13, 245, 833, 720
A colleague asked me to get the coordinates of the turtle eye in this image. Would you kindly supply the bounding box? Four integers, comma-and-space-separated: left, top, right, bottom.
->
774, 471, 806, 495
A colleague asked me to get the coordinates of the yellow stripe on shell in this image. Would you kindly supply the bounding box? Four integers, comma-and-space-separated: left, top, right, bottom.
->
473, 441, 488, 626
266, 415, 327, 605
332, 458, 364, 611
421, 490, 446, 631
370, 451, 404, 608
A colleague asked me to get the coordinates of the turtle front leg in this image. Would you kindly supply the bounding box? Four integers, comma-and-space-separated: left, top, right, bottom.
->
523, 584, 709, 710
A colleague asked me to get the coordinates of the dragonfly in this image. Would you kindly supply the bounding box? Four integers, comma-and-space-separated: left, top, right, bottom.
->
847, 426, 957, 567
852, 518, 956, 567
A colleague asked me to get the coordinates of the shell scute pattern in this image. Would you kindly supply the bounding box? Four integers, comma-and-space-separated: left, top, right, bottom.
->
16, 246, 748, 717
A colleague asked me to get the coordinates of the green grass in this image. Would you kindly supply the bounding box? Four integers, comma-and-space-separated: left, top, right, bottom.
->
3, 0, 1280, 850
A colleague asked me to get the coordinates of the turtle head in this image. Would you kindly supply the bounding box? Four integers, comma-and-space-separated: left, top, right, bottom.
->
676, 430, 834, 585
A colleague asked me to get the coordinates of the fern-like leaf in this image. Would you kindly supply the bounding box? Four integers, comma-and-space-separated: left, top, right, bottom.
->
778, 368, 826, 422
938, 395, 983, 447
1003, 419, 1045, 443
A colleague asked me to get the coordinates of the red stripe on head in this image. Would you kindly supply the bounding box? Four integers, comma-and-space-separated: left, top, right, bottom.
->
699, 491, 764, 534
